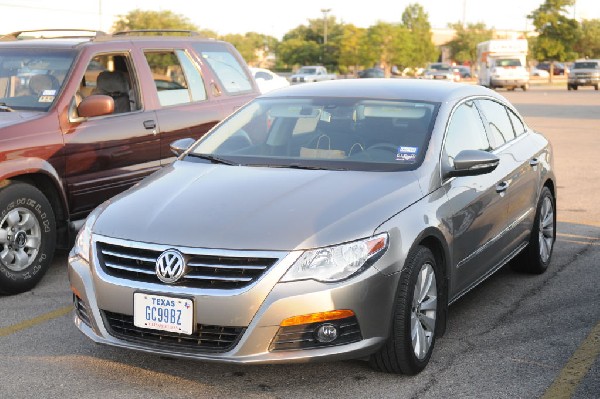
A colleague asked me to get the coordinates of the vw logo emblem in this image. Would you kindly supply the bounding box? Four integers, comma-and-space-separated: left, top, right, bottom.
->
155, 249, 186, 283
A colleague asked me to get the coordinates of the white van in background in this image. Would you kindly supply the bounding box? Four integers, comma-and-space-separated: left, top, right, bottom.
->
477, 39, 530, 91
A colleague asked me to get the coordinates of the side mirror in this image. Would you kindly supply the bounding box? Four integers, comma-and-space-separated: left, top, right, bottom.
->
170, 137, 195, 156
77, 95, 114, 118
447, 150, 499, 177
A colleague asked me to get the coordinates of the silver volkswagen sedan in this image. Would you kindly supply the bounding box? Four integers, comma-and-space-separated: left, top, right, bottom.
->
68, 79, 556, 375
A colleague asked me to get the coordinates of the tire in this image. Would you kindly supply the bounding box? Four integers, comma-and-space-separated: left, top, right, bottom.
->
595, 85, 598, 91
511, 186, 555, 274
0, 182, 56, 295
522, 84, 528, 91
573, 85, 578, 91
370, 246, 439, 375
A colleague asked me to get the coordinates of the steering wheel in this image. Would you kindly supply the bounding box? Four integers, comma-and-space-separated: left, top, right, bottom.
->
367, 143, 398, 153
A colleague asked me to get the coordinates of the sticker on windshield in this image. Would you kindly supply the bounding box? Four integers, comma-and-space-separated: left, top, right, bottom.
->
38, 95, 55, 103
42, 89, 56, 96
396, 146, 419, 163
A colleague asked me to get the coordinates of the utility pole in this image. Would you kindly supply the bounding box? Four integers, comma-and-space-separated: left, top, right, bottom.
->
321, 8, 331, 45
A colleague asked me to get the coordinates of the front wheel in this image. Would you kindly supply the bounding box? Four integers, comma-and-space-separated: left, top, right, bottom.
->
511, 186, 555, 274
370, 246, 439, 375
0, 182, 56, 295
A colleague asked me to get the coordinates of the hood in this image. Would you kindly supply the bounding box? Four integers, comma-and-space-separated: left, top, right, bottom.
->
0, 111, 45, 129
93, 160, 424, 251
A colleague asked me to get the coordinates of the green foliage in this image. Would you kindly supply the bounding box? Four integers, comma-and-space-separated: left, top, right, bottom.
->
528, 0, 580, 61
363, 22, 413, 73
112, 9, 217, 36
338, 24, 366, 74
445, 22, 494, 64
574, 19, 600, 59
220, 33, 278, 64
401, 3, 439, 66
278, 38, 321, 66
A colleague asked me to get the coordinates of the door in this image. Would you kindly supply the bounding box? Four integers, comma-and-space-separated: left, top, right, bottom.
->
62, 52, 161, 219
443, 100, 512, 296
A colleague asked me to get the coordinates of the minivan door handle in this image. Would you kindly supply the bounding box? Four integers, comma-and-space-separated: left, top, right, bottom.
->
496, 181, 509, 193
143, 120, 156, 129
529, 158, 539, 167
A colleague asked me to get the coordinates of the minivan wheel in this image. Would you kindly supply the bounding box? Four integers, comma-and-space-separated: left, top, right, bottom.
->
0, 182, 56, 295
511, 186, 555, 274
369, 246, 439, 375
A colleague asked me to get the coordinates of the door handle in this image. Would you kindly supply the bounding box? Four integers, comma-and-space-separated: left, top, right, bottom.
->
529, 158, 539, 167
496, 181, 509, 193
143, 120, 156, 129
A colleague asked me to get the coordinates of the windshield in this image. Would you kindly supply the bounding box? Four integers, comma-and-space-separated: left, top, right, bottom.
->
495, 59, 522, 67
187, 97, 439, 172
298, 67, 317, 74
573, 62, 599, 69
0, 48, 76, 111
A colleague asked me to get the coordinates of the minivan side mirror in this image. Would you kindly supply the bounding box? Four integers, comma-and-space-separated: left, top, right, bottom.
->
77, 95, 114, 118
447, 149, 499, 177
170, 137, 196, 156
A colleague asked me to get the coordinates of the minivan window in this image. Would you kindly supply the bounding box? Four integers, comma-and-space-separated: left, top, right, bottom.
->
0, 48, 76, 111
144, 50, 192, 106
573, 62, 599, 69
198, 49, 253, 94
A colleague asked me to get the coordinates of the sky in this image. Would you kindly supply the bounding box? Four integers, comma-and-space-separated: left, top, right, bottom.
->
0, 0, 598, 39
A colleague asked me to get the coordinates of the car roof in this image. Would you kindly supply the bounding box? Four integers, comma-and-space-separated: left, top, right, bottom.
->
262, 79, 494, 103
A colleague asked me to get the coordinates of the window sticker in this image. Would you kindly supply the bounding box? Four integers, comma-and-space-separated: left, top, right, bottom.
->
42, 89, 57, 96
396, 146, 419, 163
38, 95, 55, 103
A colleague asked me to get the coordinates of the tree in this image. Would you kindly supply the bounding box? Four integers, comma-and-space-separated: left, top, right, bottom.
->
338, 24, 366, 75
528, 0, 580, 61
220, 32, 278, 65
278, 38, 321, 67
574, 19, 600, 59
445, 22, 494, 65
362, 22, 413, 76
112, 9, 217, 38
401, 4, 438, 67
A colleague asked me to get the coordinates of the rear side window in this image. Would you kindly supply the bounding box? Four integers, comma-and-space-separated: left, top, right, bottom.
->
144, 50, 206, 106
507, 108, 526, 136
476, 99, 516, 147
196, 46, 253, 94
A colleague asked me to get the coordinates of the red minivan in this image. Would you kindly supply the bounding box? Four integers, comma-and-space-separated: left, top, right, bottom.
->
0, 29, 260, 294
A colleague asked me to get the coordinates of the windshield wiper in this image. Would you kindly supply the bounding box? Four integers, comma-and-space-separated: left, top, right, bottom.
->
0, 103, 14, 112
251, 163, 347, 171
187, 153, 237, 165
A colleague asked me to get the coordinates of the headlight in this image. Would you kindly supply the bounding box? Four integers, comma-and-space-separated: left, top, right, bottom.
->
71, 205, 103, 262
281, 233, 388, 283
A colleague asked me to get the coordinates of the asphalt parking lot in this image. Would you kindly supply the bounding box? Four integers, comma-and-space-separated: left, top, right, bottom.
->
1, 85, 598, 399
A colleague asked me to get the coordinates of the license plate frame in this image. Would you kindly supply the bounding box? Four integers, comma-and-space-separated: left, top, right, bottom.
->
133, 292, 194, 335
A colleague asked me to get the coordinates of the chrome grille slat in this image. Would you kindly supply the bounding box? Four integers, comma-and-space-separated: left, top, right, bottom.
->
96, 240, 281, 289
101, 248, 156, 263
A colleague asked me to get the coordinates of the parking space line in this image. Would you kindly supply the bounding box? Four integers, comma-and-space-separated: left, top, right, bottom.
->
541, 321, 600, 399
557, 218, 600, 228
0, 305, 72, 337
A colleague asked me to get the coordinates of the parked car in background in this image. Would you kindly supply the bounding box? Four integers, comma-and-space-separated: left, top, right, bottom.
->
453, 65, 472, 79
0, 29, 259, 295
567, 59, 600, 90
69, 79, 556, 376
290, 66, 336, 84
250, 67, 290, 93
422, 63, 458, 81
531, 67, 550, 78
536, 61, 568, 76
358, 68, 385, 78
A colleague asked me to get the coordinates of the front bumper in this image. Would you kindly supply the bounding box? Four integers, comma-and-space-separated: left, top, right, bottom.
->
68, 239, 399, 364
491, 78, 528, 87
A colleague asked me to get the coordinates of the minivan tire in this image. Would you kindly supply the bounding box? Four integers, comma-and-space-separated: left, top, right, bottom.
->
0, 181, 56, 295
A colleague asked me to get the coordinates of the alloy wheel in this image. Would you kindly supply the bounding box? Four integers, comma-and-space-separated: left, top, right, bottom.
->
539, 196, 555, 263
411, 263, 437, 359
0, 207, 41, 271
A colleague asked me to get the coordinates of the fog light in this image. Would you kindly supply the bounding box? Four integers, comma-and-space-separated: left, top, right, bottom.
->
315, 323, 338, 343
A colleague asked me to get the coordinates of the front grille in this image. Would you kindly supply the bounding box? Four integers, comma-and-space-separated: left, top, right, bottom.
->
270, 316, 362, 351
97, 241, 280, 289
74, 294, 91, 327
102, 310, 244, 353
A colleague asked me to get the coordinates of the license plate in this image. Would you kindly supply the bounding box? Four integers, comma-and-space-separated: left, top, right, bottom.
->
133, 293, 194, 335
579, 79, 586, 83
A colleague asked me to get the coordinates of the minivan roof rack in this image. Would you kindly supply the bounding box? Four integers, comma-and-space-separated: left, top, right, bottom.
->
0, 29, 107, 41
111, 29, 201, 37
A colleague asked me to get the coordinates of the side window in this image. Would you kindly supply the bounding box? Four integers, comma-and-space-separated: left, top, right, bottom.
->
256, 71, 272, 81
445, 101, 491, 162
507, 108, 526, 136
77, 53, 139, 115
477, 99, 516, 147
196, 48, 253, 94
144, 50, 206, 106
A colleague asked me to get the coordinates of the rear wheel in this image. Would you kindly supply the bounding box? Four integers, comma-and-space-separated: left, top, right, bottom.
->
0, 182, 56, 295
595, 85, 598, 91
511, 186, 555, 274
370, 246, 439, 375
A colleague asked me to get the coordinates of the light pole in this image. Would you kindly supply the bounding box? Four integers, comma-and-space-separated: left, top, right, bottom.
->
321, 8, 331, 45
